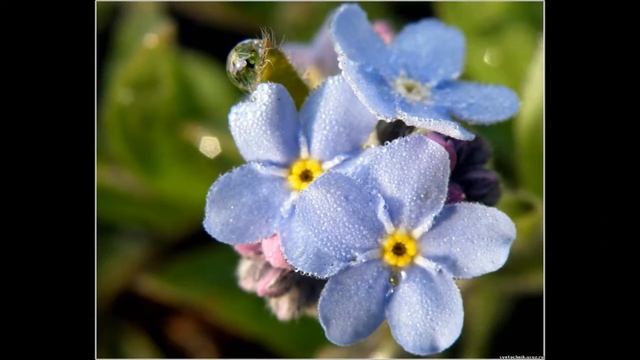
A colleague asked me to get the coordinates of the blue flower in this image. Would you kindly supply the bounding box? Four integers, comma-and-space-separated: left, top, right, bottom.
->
331, 4, 520, 140
203, 75, 378, 247
281, 135, 516, 355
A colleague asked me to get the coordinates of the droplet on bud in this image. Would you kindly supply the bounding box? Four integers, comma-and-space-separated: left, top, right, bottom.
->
226, 39, 270, 92
226, 32, 310, 108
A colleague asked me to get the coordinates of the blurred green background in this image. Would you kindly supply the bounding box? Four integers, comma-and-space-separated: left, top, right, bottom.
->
97, 2, 543, 358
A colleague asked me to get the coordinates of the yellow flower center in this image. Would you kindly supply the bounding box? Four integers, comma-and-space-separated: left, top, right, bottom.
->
394, 76, 430, 102
287, 158, 323, 191
381, 230, 419, 268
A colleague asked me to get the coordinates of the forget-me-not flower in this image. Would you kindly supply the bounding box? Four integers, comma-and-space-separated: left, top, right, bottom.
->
331, 4, 520, 140
281, 135, 516, 355
203, 75, 378, 247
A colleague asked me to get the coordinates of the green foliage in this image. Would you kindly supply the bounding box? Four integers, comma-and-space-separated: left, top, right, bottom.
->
515, 43, 544, 198
98, 3, 241, 236
436, 2, 542, 188
134, 245, 327, 357
99, 318, 163, 358
97, 232, 155, 309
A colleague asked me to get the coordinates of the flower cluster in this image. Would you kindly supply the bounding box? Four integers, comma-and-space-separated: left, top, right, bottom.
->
205, 4, 519, 356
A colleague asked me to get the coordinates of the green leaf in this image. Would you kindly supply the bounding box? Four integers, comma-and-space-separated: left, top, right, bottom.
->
98, 3, 243, 234
514, 42, 543, 198
177, 50, 241, 129
97, 170, 200, 237
435, 2, 542, 36
98, 233, 156, 309
104, 3, 172, 79
436, 2, 542, 184
98, 318, 163, 358
458, 278, 511, 358
497, 188, 542, 263
133, 244, 328, 357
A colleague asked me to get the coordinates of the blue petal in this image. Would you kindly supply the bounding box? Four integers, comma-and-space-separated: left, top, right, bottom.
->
345, 135, 450, 230
397, 99, 475, 140
331, 4, 390, 71
318, 260, 391, 345
421, 203, 516, 279
280, 172, 385, 278
386, 266, 463, 356
300, 75, 378, 162
433, 81, 520, 124
390, 19, 465, 84
340, 58, 397, 120
229, 83, 300, 165
204, 163, 290, 245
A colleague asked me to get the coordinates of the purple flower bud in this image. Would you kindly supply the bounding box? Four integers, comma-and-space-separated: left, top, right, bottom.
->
452, 134, 492, 168
449, 136, 501, 206
423, 132, 501, 206
454, 166, 501, 206
446, 182, 466, 203
425, 131, 457, 170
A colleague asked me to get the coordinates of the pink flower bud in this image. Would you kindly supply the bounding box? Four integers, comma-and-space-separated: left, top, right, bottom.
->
372, 20, 395, 44
261, 234, 292, 270
233, 242, 263, 258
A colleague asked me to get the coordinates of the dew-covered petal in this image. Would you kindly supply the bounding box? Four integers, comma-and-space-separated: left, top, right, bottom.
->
397, 99, 475, 140
318, 260, 391, 345
420, 202, 516, 279
204, 163, 290, 245
386, 266, 463, 356
390, 19, 465, 84
433, 81, 520, 124
340, 58, 398, 120
300, 75, 378, 162
332, 4, 390, 70
345, 135, 450, 230
229, 83, 300, 165
280, 172, 385, 278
